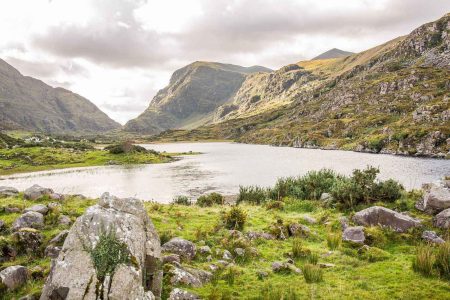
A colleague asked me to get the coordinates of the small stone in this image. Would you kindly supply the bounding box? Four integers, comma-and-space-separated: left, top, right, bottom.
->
318, 263, 335, 268
168, 288, 200, 300
198, 245, 211, 255
47, 202, 61, 210
58, 215, 71, 226
421, 231, 445, 244
5, 206, 21, 213
44, 245, 62, 258
434, 208, 450, 229
12, 212, 44, 231
320, 193, 332, 202
163, 254, 181, 265
49, 230, 69, 245
342, 226, 365, 244
12, 228, 43, 255
302, 215, 317, 224
49, 193, 64, 201
339, 216, 349, 230
206, 255, 212, 262
24, 184, 53, 200
257, 270, 269, 279
162, 238, 196, 260
0, 186, 19, 198
0, 265, 28, 290
288, 223, 310, 237
24, 204, 49, 215
223, 250, 233, 260
234, 248, 245, 257
246, 231, 275, 240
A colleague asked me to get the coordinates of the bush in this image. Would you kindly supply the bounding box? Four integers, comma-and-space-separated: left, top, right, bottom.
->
222, 206, 247, 231
303, 264, 323, 283
196, 192, 224, 207
435, 242, 450, 280
359, 246, 390, 262
327, 232, 341, 250
373, 179, 404, 202
364, 227, 387, 248
269, 169, 339, 200
265, 200, 284, 210
237, 185, 267, 204
412, 244, 435, 277
172, 195, 191, 206
105, 141, 155, 154
307, 252, 319, 265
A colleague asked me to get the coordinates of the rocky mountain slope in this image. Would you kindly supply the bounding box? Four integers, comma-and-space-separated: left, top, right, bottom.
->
0, 59, 120, 133
124, 62, 271, 134
312, 48, 354, 60
152, 13, 450, 158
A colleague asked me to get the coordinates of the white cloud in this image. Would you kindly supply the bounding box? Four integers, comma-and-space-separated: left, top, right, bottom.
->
0, 0, 449, 124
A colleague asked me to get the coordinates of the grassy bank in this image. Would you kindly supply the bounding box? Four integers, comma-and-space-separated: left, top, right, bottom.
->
1, 179, 449, 299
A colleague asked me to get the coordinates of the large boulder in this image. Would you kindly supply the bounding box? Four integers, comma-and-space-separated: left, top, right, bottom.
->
166, 265, 211, 288
0, 186, 19, 198
416, 183, 450, 214
353, 206, 421, 233
12, 211, 44, 230
162, 238, 196, 260
342, 226, 365, 244
434, 208, 450, 229
0, 265, 28, 290
24, 204, 49, 215
24, 184, 54, 200
40, 192, 162, 300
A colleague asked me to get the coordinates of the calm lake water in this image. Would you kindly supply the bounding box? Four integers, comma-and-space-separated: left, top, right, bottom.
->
0, 142, 448, 203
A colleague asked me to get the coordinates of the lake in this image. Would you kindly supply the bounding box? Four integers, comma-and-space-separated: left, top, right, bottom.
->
0, 142, 448, 203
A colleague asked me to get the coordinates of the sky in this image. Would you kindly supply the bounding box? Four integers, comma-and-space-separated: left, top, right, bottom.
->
0, 0, 449, 124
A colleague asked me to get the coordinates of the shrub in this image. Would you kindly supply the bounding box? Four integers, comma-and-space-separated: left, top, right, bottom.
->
303, 264, 323, 283
105, 141, 155, 154
257, 284, 300, 300
89, 230, 131, 281
412, 244, 435, 277
172, 195, 191, 206
327, 232, 341, 250
373, 179, 404, 202
265, 200, 284, 210
196, 192, 224, 207
435, 242, 450, 280
222, 206, 247, 231
223, 265, 240, 286
307, 252, 319, 265
237, 185, 267, 204
364, 227, 387, 248
359, 246, 390, 262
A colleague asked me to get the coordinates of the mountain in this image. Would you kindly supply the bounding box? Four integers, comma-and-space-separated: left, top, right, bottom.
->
312, 48, 354, 60
0, 59, 120, 133
151, 13, 450, 158
124, 62, 271, 134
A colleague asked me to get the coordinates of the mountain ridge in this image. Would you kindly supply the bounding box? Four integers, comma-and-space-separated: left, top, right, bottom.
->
312, 48, 354, 60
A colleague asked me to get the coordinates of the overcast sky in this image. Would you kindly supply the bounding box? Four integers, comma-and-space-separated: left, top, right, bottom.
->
0, 0, 449, 124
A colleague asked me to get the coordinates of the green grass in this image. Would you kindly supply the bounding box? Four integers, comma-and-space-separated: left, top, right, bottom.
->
0, 146, 178, 175
1, 193, 450, 299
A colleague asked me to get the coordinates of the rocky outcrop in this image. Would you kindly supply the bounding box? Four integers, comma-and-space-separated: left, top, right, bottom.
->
416, 183, 450, 214
434, 208, 450, 229
421, 231, 445, 244
0, 265, 28, 290
40, 192, 162, 300
353, 206, 421, 233
24, 185, 54, 201
162, 238, 196, 260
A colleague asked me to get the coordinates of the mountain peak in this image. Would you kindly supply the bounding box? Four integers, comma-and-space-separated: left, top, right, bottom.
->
312, 48, 354, 60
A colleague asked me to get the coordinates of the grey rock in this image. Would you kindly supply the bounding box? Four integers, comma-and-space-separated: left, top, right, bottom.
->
162, 237, 196, 260
342, 226, 365, 244
167, 265, 207, 288
434, 208, 450, 229
0, 219, 5, 231
271, 261, 300, 274
49, 193, 64, 201
416, 183, 450, 214
49, 230, 69, 245
339, 216, 349, 230
318, 263, 335, 268
353, 206, 421, 233
0, 265, 28, 290
0, 186, 19, 198
44, 245, 62, 258
12, 228, 43, 255
169, 288, 200, 300
5, 206, 21, 213
40, 192, 162, 300
257, 270, 269, 279
185, 267, 213, 284
223, 249, 233, 260
302, 215, 317, 224
57, 215, 71, 226
234, 248, 245, 257
24, 204, 49, 215
320, 193, 332, 201
421, 231, 445, 244
12, 212, 44, 230
47, 202, 61, 210
288, 223, 310, 237
24, 184, 53, 200
198, 245, 211, 255
163, 254, 181, 265
246, 231, 275, 240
